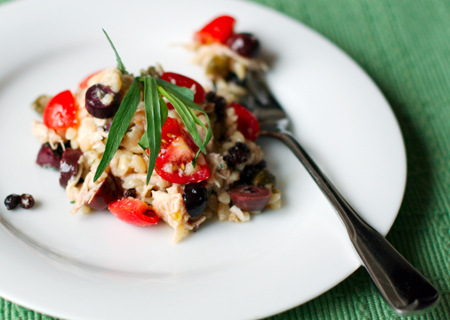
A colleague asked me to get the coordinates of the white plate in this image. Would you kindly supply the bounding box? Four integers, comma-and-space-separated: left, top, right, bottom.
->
0, 0, 406, 319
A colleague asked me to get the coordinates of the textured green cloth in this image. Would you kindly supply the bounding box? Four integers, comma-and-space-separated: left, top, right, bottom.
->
1, 0, 450, 319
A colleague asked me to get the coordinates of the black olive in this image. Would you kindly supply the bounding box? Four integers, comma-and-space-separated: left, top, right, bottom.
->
224, 142, 250, 167
85, 84, 120, 119
59, 148, 83, 188
183, 183, 208, 218
238, 160, 267, 184
214, 96, 227, 120
205, 91, 216, 102
226, 33, 261, 58
87, 175, 123, 210
36, 144, 62, 169
4, 194, 21, 210
229, 185, 272, 212
20, 194, 35, 209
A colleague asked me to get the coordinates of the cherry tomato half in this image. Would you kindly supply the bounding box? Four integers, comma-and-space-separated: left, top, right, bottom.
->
231, 102, 260, 141
108, 198, 160, 226
152, 117, 210, 184
194, 15, 236, 44
43, 90, 78, 131
161, 72, 206, 104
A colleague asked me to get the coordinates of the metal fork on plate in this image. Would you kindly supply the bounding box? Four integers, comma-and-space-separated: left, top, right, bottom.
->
238, 69, 439, 315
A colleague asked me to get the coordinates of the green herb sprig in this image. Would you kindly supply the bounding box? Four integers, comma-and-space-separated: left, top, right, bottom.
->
102, 29, 128, 75
94, 31, 212, 184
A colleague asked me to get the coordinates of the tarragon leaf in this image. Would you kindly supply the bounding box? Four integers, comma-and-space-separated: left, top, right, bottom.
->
188, 107, 211, 164
138, 95, 169, 150
138, 133, 149, 150
94, 78, 141, 181
156, 78, 194, 102
143, 76, 166, 184
102, 29, 128, 75
159, 95, 169, 128
161, 83, 212, 154
158, 86, 207, 155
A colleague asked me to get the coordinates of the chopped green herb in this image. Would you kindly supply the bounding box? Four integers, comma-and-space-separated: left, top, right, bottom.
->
93, 31, 212, 184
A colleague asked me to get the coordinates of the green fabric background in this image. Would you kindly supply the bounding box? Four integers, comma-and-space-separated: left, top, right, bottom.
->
1, 0, 449, 319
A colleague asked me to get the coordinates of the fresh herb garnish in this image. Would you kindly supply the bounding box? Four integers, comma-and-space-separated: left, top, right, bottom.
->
102, 29, 128, 75
94, 78, 141, 182
157, 86, 206, 155
156, 79, 212, 161
156, 79, 195, 101
94, 31, 212, 183
142, 76, 168, 184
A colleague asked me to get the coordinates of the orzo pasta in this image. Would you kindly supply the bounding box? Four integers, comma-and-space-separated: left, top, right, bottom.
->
32, 15, 281, 242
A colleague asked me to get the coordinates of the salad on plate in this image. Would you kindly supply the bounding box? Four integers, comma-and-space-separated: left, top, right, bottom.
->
30, 16, 281, 242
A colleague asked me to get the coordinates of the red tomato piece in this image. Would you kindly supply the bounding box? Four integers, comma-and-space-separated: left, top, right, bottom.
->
108, 198, 160, 226
161, 72, 206, 104
152, 117, 210, 184
43, 90, 78, 130
79, 70, 100, 89
194, 15, 236, 44
231, 102, 260, 141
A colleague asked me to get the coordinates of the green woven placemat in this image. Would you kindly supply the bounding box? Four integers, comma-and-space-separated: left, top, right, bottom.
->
1, 0, 449, 319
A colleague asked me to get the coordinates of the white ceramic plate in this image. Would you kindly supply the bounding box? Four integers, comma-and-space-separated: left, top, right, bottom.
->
0, 0, 406, 319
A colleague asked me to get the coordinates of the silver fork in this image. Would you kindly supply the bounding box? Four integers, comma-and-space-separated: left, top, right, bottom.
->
238, 69, 439, 315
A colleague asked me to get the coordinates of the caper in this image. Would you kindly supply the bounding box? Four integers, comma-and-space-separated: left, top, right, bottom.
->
140, 66, 160, 77
31, 95, 51, 115
206, 55, 229, 78
252, 169, 276, 188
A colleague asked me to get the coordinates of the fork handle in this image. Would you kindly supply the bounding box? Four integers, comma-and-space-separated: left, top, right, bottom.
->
264, 129, 439, 315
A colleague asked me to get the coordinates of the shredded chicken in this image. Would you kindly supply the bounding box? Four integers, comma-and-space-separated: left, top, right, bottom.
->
71, 171, 107, 214
152, 185, 190, 242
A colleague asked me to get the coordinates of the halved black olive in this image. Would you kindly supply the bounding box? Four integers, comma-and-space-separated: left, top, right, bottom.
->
87, 175, 123, 210
59, 148, 83, 188
85, 84, 120, 119
229, 185, 272, 212
36, 144, 61, 169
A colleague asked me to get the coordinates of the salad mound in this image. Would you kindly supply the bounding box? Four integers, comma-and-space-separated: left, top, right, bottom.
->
31, 16, 281, 243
